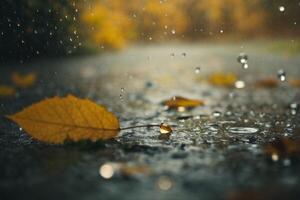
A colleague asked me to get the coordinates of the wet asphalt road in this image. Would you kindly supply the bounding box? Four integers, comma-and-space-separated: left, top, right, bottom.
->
1, 42, 300, 200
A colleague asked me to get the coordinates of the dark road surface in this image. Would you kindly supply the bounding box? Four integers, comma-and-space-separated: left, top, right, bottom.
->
1, 43, 300, 200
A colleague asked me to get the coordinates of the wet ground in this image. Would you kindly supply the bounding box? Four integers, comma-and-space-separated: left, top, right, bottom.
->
1, 42, 300, 200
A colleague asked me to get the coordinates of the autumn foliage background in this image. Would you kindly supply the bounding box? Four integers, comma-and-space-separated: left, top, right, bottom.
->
1, 0, 300, 62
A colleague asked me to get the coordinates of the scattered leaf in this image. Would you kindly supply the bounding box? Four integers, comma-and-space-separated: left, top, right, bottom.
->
288, 79, 300, 87
162, 96, 204, 109
0, 85, 16, 97
255, 78, 278, 88
207, 72, 237, 87
7, 95, 120, 144
120, 164, 150, 177
264, 138, 300, 156
11, 72, 36, 88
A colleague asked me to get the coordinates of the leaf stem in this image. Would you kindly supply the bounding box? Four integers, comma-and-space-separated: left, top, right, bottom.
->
119, 124, 161, 130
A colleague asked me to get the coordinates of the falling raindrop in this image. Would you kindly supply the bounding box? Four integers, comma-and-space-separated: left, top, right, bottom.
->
277, 69, 286, 82
194, 67, 201, 74
242, 63, 248, 69
237, 53, 248, 64
279, 6, 285, 12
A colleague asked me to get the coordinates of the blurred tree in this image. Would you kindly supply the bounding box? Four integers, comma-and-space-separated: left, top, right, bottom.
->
0, 0, 299, 62
79, 0, 134, 49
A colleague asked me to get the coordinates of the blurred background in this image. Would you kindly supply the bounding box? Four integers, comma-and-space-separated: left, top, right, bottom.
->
1, 0, 299, 63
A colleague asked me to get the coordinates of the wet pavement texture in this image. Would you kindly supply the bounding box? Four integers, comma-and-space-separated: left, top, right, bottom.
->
1, 43, 300, 200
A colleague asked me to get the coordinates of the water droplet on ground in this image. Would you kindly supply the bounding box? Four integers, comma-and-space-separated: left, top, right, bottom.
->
237, 53, 248, 64
277, 69, 286, 81
212, 111, 222, 117
195, 67, 200, 74
228, 127, 259, 134
235, 80, 245, 89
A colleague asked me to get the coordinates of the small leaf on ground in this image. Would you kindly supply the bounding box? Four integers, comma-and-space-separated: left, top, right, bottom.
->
7, 95, 120, 144
207, 72, 237, 87
0, 85, 15, 97
162, 96, 204, 109
255, 78, 278, 88
11, 72, 36, 88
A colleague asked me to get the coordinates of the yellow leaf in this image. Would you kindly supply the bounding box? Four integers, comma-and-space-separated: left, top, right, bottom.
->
162, 96, 204, 109
207, 72, 237, 87
7, 95, 120, 144
11, 72, 36, 88
0, 85, 15, 97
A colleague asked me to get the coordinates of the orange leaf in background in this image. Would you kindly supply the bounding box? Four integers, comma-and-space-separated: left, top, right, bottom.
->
11, 72, 36, 88
288, 79, 300, 87
120, 164, 150, 177
264, 138, 300, 156
207, 73, 237, 87
162, 96, 204, 109
0, 85, 15, 97
7, 95, 120, 144
255, 78, 278, 88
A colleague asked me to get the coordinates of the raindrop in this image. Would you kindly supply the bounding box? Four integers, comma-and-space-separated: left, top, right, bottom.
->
290, 103, 298, 109
156, 176, 172, 191
99, 163, 114, 179
271, 153, 279, 162
228, 127, 258, 134
277, 69, 286, 82
237, 53, 248, 64
212, 111, 222, 117
283, 158, 291, 166
291, 109, 297, 115
194, 67, 201, 74
235, 80, 245, 89
242, 63, 248, 69
279, 6, 285, 12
